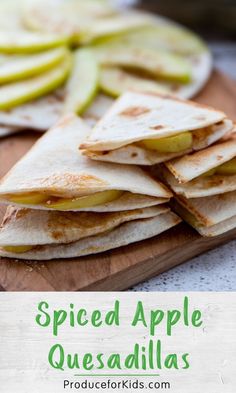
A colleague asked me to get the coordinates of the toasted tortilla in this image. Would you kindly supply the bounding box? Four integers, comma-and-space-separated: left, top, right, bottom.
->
0, 114, 171, 211
0, 205, 168, 247
160, 165, 236, 198
0, 210, 181, 260
80, 91, 226, 152
84, 119, 233, 165
174, 191, 236, 227
166, 135, 236, 183
171, 199, 236, 237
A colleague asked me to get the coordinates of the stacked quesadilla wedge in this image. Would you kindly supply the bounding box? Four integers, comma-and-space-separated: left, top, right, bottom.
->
80, 91, 233, 165
161, 132, 236, 236
0, 114, 181, 260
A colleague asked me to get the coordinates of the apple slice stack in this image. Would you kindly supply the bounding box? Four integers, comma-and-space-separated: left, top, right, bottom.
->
0, 32, 72, 110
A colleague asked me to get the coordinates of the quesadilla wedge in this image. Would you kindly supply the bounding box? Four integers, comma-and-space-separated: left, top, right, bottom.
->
80, 91, 232, 165
171, 193, 236, 237
0, 205, 181, 260
0, 114, 171, 211
162, 135, 236, 198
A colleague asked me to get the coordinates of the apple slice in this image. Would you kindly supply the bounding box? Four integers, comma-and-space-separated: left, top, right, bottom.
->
63, 49, 99, 115
98, 25, 206, 55
0, 31, 69, 54
100, 66, 168, 97
2, 245, 34, 253
0, 53, 71, 110
0, 47, 68, 84
8, 193, 49, 205
95, 44, 192, 83
215, 158, 236, 175
140, 132, 193, 153
46, 190, 123, 210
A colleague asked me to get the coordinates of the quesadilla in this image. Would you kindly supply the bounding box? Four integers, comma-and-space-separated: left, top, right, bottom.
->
0, 114, 171, 212
171, 192, 236, 237
163, 135, 236, 198
0, 205, 181, 260
80, 91, 232, 165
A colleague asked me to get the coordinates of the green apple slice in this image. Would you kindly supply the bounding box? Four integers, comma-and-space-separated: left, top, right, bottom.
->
2, 245, 34, 253
0, 53, 71, 110
140, 132, 193, 153
215, 158, 236, 175
80, 12, 153, 44
95, 44, 192, 83
46, 190, 123, 210
8, 193, 49, 205
97, 25, 206, 55
0, 47, 68, 84
100, 66, 169, 97
0, 31, 69, 54
63, 48, 99, 115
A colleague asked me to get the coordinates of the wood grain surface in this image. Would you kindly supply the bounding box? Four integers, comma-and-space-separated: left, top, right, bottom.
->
0, 70, 235, 292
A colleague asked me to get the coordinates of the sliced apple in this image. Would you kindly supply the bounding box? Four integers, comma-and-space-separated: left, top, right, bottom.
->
215, 158, 236, 175
63, 49, 99, 115
100, 67, 168, 97
2, 245, 34, 253
8, 193, 49, 205
46, 190, 123, 210
140, 132, 193, 153
0, 31, 69, 54
201, 168, 216, 177
81, 12, 153, 44
95, 44, 192, 83
0, 47, 68, 84
0, 53, 71, 110
98, 25, 206, 55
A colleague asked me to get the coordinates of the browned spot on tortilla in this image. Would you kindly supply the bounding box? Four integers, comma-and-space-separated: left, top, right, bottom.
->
22, 115, 32, 120
16, 209, 30, 219
102, 151, 109, 155
42, 173, 108, 189
193, 115, 206, 121
120, 106, 150, 117
217, 155, 223, 161
131, 152, 137, 158
150, 125, 164, 131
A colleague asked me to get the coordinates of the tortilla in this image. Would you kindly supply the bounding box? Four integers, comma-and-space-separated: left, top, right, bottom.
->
171, 199, 236, 237
80, 91, 227, 152
0, 124, 23, 137
174, 191, 236, 227
159, 165, 236, 198
166, 135, 236, 183
84, 119, 233, 165
0, 114, 171, 211
0, 205, 168, 247
0, 90, 63, 131
83, 93, 114, 128
0, 210, 181, 260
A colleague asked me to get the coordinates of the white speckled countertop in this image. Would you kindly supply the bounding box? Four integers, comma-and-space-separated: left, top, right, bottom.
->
132, 41, 236, 291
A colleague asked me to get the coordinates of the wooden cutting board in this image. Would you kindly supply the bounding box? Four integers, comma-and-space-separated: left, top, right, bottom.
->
0, 70, 235, 292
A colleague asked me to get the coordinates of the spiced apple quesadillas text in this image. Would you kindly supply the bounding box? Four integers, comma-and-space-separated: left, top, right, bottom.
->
80, 91, 233, 166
